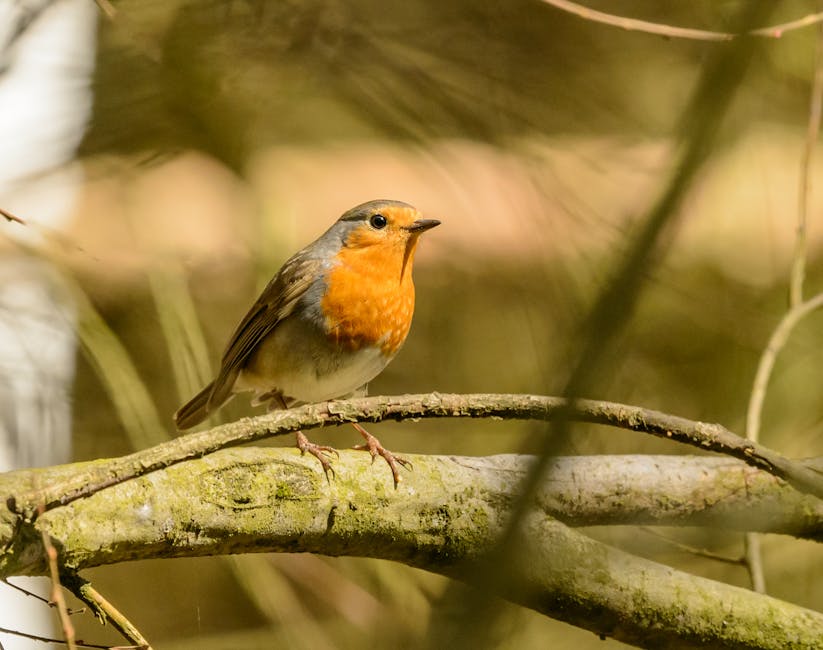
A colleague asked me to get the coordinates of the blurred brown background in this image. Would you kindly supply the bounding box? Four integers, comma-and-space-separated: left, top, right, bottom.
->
10, 0, 823, 647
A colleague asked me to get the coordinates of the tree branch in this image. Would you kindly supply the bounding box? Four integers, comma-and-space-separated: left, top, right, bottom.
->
1, 449, 820, 649
8, 394, 823, 519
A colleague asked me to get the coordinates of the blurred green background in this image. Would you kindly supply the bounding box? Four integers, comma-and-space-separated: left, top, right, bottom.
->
48, 0, 823, 647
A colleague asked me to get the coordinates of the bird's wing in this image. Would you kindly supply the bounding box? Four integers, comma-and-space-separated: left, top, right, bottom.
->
207, 255, 323, 408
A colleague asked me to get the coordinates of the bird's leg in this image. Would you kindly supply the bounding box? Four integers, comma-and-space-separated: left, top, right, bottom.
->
267, 392, 339, 480
350, 422, 412, 487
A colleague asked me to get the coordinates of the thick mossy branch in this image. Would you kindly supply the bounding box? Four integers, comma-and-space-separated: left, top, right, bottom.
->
1, 449, 821, 649
8, 393, 823, 518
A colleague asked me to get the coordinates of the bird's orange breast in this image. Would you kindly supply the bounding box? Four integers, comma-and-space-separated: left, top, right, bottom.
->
320, 239, 418, 356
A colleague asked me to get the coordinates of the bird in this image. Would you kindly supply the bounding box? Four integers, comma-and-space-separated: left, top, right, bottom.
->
174, 199, 440, 485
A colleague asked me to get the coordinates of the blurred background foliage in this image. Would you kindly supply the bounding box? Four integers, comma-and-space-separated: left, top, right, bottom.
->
26, 0, 823, 646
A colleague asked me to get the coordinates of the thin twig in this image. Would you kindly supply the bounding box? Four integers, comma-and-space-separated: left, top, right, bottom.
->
743, 12, 823, 597
743, 292, 823, 593
745, 292, 823, 444
0, 626, 111, 649
62, 573, 152, 650
40, 514, 76, 650
0, 207, 26, 225
742, 15, 821, 448
791, 18, 823, 307
539, 0, 823, 42
638, 527, 746, 566
1, 578, 50, 603
743, 532, 766, 593
1, 578, 84, 614
753, 11, 823, 39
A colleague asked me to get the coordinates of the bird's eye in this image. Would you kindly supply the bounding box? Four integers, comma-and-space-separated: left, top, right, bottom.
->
369, 214, 388, 229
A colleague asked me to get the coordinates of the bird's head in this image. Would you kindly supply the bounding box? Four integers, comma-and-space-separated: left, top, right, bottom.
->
337, 199, 440, 252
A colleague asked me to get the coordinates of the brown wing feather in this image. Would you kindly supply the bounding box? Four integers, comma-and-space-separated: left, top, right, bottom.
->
174, 255, 322, 429
209, 256, 322, 407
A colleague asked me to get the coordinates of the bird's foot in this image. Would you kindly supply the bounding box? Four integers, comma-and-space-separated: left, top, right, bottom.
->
296, 431, 339, 481
351, 423, 412, 487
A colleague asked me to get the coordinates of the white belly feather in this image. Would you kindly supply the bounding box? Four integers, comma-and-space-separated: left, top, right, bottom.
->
233, 314, 393, 404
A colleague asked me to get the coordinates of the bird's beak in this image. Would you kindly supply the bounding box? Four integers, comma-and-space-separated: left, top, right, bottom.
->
405, 219, 441, 233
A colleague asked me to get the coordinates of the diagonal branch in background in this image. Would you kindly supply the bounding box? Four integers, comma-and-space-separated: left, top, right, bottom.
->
434, 8, 779, 644
8, 393, 823, 520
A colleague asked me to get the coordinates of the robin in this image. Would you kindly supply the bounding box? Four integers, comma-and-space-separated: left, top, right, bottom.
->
174, 199, 440, 485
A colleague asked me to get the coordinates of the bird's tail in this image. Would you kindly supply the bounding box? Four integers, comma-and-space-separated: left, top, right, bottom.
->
174, 381, 216, 430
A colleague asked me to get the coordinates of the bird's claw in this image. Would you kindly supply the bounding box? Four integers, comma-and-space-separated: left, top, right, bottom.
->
351, 425, 412, 487
296, 432, 339, 481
